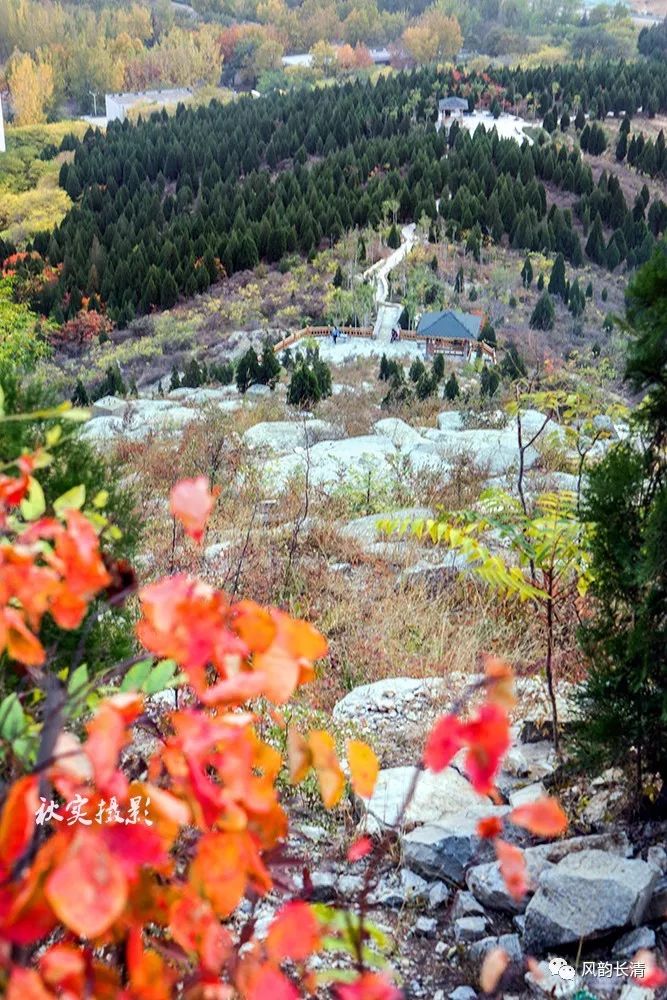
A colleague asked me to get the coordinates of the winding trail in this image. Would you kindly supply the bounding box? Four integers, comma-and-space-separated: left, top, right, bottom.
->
361, 223, 417, 342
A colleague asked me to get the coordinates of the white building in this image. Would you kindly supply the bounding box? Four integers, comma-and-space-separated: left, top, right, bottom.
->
104, 88, 194, 123
0, 95, 6, 154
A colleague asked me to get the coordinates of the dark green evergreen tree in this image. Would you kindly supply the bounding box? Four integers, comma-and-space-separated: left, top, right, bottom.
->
573, 243, 667, 791
530, 292, 555, 330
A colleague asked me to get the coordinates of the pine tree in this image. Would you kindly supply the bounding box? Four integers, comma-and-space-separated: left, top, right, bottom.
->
444, 372, 460, 400
387, 224, 401, 249
259, 340, 281, 388
71, 378, 90, 406
530, 292, 555, 330
521, 256, 534, 287
586, 214, 606, 266
236, 348, 261, 393
548, 253, 568, 300
573, 245, 667, 789
333, 263, 344, 288
537, 273, 545, 291
432, 353, 445, 382
575, 107, 586, 130
479, 320, 496, 347
409, 358, 426, 383
454, 267, 464, 294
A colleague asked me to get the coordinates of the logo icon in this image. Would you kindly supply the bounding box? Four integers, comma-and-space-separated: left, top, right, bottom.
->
549, 957, 577, 981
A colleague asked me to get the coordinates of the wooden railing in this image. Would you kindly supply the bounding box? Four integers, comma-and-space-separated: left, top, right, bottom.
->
272, 325, 496, 364
273, 326, 373, 352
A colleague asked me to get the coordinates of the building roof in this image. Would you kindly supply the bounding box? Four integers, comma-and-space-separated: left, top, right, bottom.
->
416, 309, 482, 340
439, 96, 469, 112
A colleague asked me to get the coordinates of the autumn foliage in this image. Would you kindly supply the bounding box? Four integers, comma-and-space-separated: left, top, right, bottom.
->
0, 426, 660, 997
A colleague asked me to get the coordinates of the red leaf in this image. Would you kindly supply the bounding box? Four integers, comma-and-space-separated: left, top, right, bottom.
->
423, 713, 466, 772
170, 477, 216, 543
347, 836, 373, 862
476, 815, 503, 840
335, 972, 402, 999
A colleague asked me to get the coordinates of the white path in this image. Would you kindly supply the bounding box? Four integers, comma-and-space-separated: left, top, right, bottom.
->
361, 223, 417, 341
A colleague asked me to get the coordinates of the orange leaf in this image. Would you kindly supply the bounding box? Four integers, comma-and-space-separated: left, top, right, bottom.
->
461, 703, 511, 795
39, 943, 86, 993
307, 730, 344, 809
45, 832, 128, 938
7, 967, 53, 1000
0, 775, 38, 872
170, 477, 216, 543
483, 654, 516, 710
347, 740, 379, 798
494, 839, 528, 903
169, 890, 231, 976
479, 946, 509, 993
287, 728, 311, 785
3, 608, 45, 666
265, 901, 320, 963
510, 797, 568, 838
243, 965, 299, 1000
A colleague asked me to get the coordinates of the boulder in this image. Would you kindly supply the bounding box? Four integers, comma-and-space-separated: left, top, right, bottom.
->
467, 832, 632, 915
267, 434, 397, 490
397, 555, 471, 593
523, 850, 657, 953
333, 676, 446, 727
402, 818, 500, 885
361, 765, 501, 836
92, 394, 129, 418
339, 507, 433, 554
243, 419, 338, 454
373, 418, 426, 449
437, 411, 464, 432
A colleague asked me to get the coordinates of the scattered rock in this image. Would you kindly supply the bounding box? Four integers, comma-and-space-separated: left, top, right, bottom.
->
525, 959, 581, 999
612, 926, 655, 959
400, 868, 430, 903
523, 850, 657, 953
413, 916, 438, 937
437, 411, 464, 432
647, 845, 667, 874
429, 882, 450, 909
449, 988, 477, 1000
645, 873, 667, 921
454, 916, 489, 942
451, 891, 487, 921
469, 933, 522, 968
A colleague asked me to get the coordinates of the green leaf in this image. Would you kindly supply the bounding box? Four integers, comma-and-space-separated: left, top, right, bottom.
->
0, 694, 27, 741
67, 663, 89, 695
45, 425, 62, 447
54, 484, 86, 516
121, 659, 154, 692
0, 384, 4, 417
20, 477, 46, 521
142, 659, 179, 695
92, 490, 109, 508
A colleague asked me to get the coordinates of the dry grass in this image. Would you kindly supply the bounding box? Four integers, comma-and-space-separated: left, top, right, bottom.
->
110, 403, 579, 722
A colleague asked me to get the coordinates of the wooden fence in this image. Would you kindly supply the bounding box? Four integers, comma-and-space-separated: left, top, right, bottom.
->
272, 325, 496, 364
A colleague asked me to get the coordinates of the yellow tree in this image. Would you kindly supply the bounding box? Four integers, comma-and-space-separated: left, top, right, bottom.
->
402, 9, 462, 64
7, 49, 54, 124
309, 39, 337, 76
